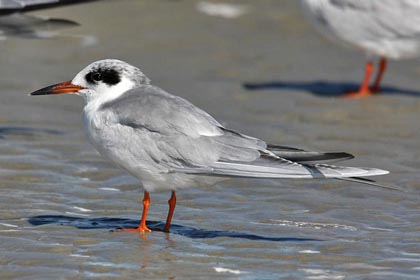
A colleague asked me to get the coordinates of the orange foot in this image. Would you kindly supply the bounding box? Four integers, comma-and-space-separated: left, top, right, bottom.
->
114, 225, 152, 233
343, 89, 375, 99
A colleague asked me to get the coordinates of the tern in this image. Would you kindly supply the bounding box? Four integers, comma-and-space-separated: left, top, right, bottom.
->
300, 0, 420, 98
30, 59, 389, 233
0, 0, 102, 40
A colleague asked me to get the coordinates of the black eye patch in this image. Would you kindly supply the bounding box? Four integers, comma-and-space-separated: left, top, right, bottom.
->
85, 68, 121, 86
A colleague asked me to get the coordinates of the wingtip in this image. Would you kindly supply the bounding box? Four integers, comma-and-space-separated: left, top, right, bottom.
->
345, 152, 355, 160
367, 168, 390, 176
336, 152, 354, 160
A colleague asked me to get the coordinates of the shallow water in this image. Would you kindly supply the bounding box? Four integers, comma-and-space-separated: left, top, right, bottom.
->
0, 1, 419, 279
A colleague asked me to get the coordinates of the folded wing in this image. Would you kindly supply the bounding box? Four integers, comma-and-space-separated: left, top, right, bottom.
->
101, 85, 388, 179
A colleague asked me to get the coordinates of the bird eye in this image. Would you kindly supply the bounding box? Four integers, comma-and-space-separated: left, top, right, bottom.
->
92, 72, 102, 81
85, 68, 120, 85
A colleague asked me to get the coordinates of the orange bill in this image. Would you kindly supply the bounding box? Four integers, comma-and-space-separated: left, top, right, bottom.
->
30, 81, 85, 95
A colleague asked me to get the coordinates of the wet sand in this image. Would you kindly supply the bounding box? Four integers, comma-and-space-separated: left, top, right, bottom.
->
0, 0, 419, 279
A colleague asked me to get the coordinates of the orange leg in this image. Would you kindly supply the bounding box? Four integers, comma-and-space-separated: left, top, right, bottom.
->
371, 57, 387, 93
344, 60, 374, 98
117, 191, 152, 233
164, 191, 176, 232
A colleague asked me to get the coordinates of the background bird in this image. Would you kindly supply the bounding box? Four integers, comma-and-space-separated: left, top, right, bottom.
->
300, 0, 420, 98
0, 0, 102, 40
30, 59, 389, 233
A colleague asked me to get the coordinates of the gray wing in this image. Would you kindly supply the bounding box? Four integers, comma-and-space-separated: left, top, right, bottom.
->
0, 0, 59, 9
101, 86, 265, 167
101, 85, 227, 138
0, 0, 100, 15
101, 85, 388, 178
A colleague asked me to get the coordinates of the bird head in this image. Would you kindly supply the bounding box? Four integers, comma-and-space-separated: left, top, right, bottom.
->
30, 59, 151, 103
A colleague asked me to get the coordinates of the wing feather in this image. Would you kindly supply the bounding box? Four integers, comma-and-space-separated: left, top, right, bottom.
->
101, 85, 223, 138
267, 144, 354, 163
100, 85, 388, 179
173, 159, 388, 179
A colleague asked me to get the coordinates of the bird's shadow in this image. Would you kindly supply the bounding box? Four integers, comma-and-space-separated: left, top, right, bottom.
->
243, 80, 420, 97
28, 215, 318, 242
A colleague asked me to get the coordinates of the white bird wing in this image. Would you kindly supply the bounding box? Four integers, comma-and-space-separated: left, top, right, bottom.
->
0, 0, 57, 9
328, 0, 420, 38
301, 0, 420, 58
100, 85, 388, 178
370, 0, 420, 38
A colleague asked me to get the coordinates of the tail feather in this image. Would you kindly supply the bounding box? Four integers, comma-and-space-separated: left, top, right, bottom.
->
336, 177, 404, 192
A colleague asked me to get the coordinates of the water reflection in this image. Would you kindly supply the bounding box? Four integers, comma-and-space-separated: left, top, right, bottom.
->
0, 126, 62, 139
28, 215, 320, 242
